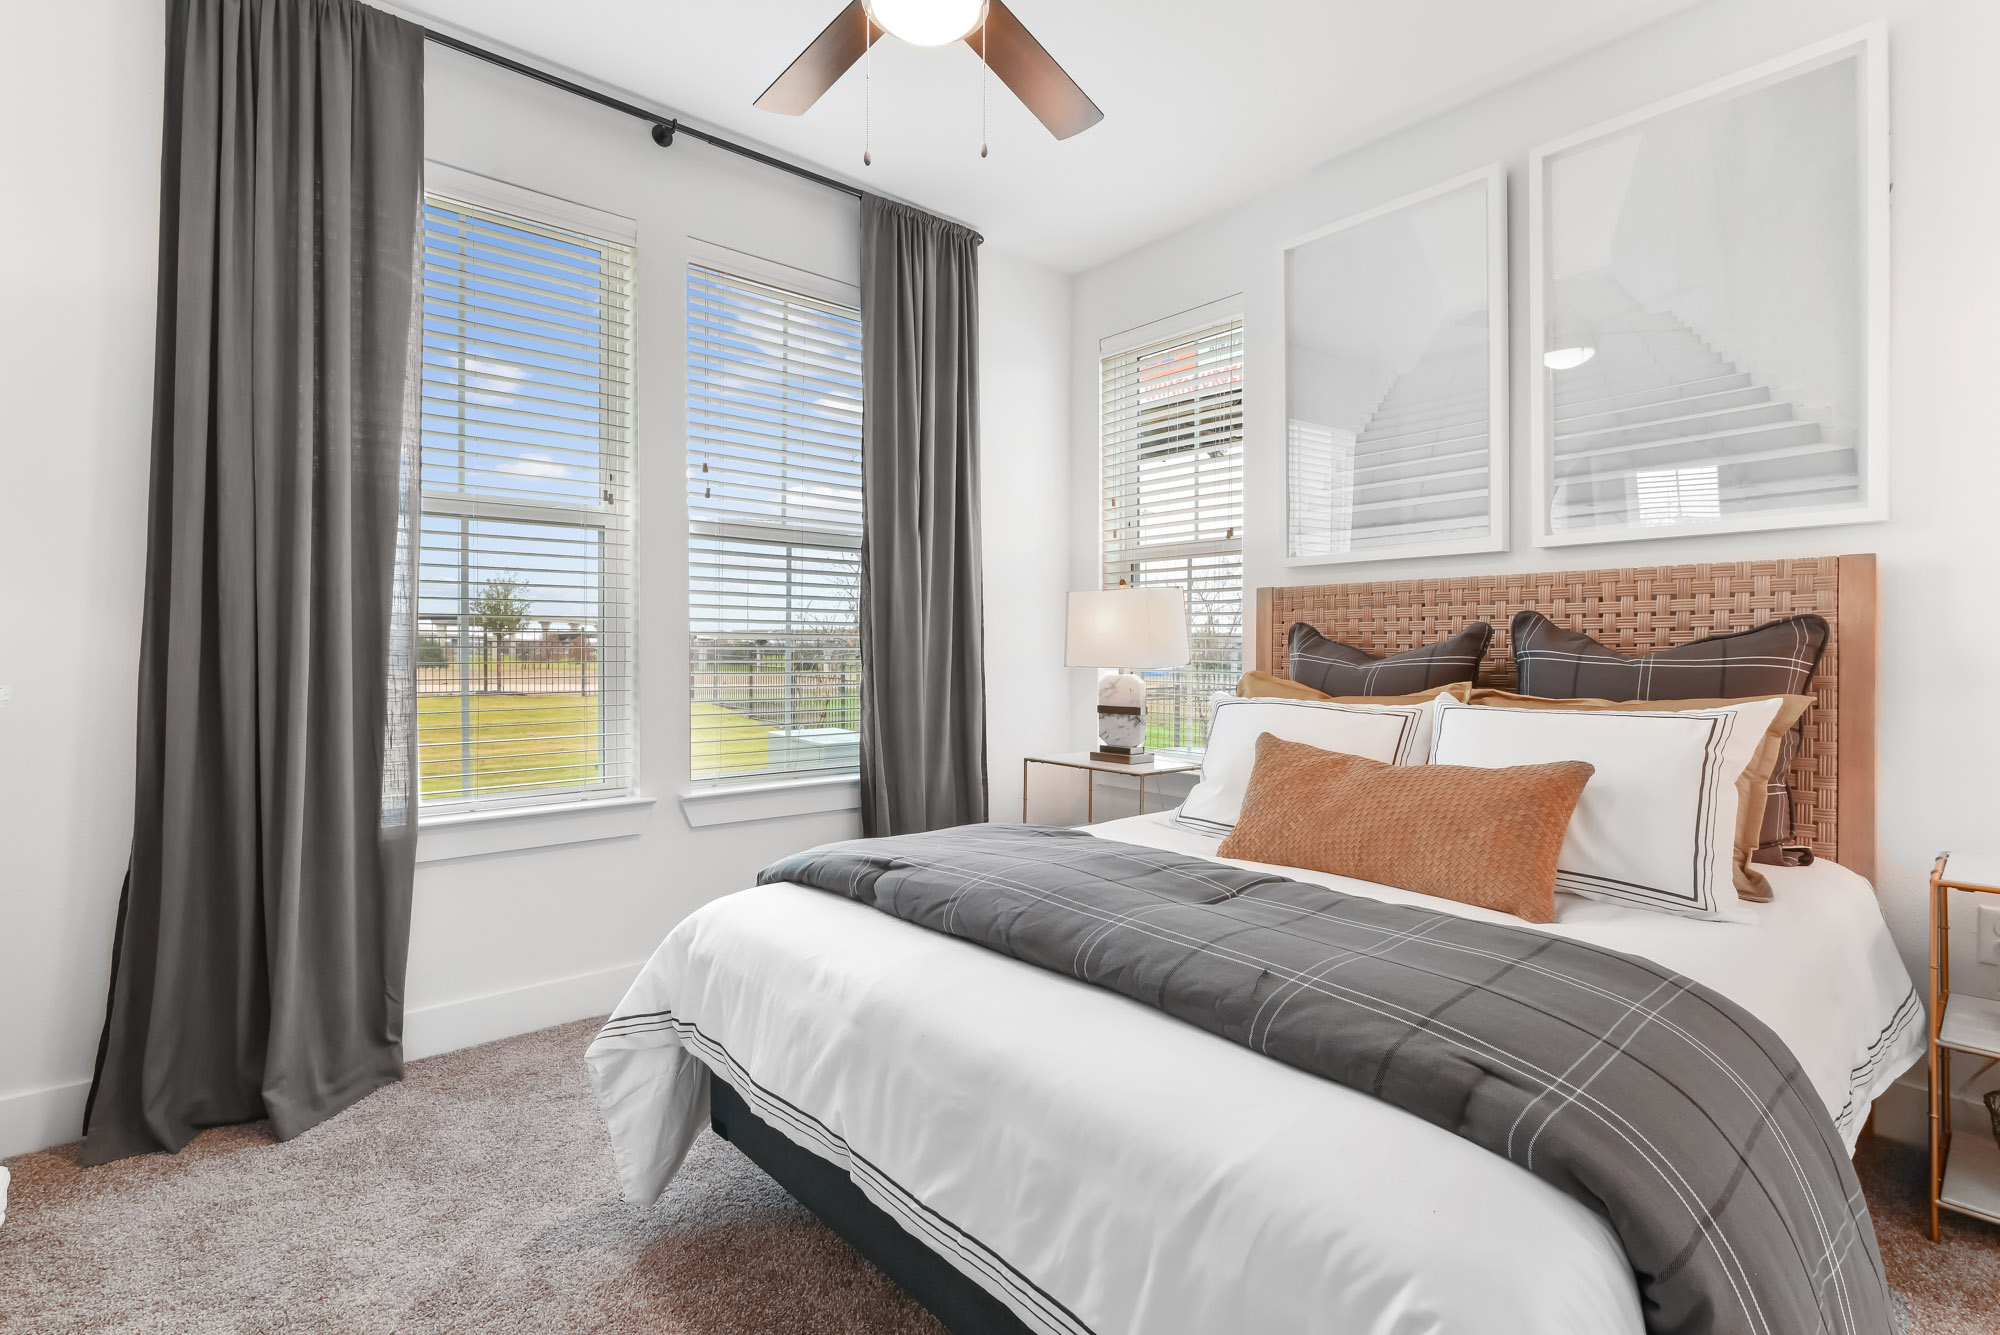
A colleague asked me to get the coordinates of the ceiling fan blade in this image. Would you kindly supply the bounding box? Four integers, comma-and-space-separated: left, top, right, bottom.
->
970, 0, 1103, 140
755, 1, 878, 116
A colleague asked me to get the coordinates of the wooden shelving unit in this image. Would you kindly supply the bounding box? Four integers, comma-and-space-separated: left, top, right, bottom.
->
1929, 852, 2000, 1238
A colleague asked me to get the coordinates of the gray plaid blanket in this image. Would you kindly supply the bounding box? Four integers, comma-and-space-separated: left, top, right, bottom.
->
761, 823, 1892, 1335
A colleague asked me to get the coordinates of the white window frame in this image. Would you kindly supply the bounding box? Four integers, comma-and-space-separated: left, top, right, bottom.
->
1098, 300, 1247, 758
416, 163, 640, 823
682, 240, 865, 799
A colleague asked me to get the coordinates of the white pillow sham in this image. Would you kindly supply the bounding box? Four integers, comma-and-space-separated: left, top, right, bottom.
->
1174, 693, 1440, 837
1429, 694, 1786, 921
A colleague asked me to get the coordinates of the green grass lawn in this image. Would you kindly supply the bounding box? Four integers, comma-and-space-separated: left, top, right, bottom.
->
419, 693, 606, 799
1147, 717, 1209, 751
420, 693, 785, 796
691, 700, 770, 779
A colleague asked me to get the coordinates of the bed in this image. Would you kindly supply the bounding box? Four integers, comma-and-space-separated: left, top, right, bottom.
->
588, 555, 1921, 1335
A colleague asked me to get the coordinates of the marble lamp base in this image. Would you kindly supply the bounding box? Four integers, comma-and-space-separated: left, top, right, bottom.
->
1091, 671, 1150, 764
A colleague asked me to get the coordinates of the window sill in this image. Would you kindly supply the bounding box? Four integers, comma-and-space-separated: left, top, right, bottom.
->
680, 774, 860, 828
415, 795, 656, 864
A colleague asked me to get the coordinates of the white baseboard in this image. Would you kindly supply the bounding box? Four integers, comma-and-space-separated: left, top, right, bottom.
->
1872, 1074, 1929, 1145
1872, 1071, 1997, 1148
401, 961, 642, 1062
0, 1077, 91, 1160
0, 965, 641, 1161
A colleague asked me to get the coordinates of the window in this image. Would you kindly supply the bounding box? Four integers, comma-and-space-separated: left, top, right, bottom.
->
417, 190, 635, 813
686, 263, 864, 783
1287, 418, 1352, 557
1101, 319, 1245, 753
1635, 464, 1723, 527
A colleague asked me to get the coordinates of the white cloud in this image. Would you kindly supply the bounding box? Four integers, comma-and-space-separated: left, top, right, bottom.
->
785, 482, 862, 505
463, 356, 531, 396
498, 452, 573, 480
465, 356, 527, 381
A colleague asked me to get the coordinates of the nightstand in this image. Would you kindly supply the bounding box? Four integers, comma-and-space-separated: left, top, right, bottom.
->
1928, 851, 2000, 1240
1022, 752, 1201, 825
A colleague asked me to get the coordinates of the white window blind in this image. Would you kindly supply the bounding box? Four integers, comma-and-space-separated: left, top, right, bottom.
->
1101, 320, 1245, 753
687, 263, 864, 783
417, 192, 634, 813
1287, 418, 1352, 558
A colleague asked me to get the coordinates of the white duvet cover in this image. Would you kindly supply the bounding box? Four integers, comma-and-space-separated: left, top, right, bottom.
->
586, 814, 1922, 1335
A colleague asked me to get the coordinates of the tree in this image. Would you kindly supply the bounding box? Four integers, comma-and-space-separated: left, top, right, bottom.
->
786, 562, 860, 729
470, 573, 530, 692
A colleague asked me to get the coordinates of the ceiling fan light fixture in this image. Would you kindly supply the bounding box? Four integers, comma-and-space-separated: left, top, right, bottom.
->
862, 0, 989, 47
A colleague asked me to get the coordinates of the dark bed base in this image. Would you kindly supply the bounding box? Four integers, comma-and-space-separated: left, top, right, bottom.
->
708, 1076, 1036, 1335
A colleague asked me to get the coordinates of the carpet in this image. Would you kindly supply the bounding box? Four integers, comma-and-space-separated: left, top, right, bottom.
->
1855, 1132, 2000, 1335
1, 1018, 1994, 1334
0, 1019, 941, 1335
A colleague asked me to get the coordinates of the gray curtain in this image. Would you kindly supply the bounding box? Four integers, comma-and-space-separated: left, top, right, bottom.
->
82, 0, 424, 1165
857, 196, 987, 836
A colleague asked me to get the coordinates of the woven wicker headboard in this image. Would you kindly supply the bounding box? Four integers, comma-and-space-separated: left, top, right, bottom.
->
1254, 555, 1879, 879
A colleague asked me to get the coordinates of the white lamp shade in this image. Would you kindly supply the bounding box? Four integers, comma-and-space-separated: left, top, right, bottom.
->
1065, 588, 1190, 670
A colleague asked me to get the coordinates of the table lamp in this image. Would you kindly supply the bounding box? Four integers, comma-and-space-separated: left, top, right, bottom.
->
1065, 586, 1190, 764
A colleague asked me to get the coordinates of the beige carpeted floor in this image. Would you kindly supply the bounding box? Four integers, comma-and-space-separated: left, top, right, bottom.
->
1, 1019, 942, 1335
1854, 1134, 2000, 1335
2, 1017, 1996, 1334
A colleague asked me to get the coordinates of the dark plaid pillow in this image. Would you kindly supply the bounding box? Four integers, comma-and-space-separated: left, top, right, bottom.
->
1286, 621, 1491, 698
1509, 610, 1830, 851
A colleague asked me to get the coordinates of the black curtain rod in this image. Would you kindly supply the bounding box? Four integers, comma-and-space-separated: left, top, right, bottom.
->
422, 29, 866, 200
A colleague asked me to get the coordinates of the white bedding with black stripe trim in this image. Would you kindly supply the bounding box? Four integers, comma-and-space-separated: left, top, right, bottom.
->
586, 814, 1920, 1335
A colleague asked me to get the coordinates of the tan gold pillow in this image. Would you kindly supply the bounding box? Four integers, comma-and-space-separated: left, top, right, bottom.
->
1236, 670, 1332, 701
1467, 690, 1814, 902
1237, 671, 1471, 706
1216, 733, 1594, 924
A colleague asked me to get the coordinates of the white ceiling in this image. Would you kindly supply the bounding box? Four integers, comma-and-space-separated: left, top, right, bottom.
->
400, 0, 1698, 273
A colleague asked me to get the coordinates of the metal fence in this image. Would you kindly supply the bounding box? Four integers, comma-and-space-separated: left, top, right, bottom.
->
1142, 661, 1239, 753
689, 634, 859, 732
689, 634, 860, 781
418, 619, 598, 695
416, 623, 1228, 760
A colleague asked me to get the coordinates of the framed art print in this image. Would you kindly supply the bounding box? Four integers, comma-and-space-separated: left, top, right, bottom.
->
1528, 25, 1889, 546
1281, 164, 1507, 564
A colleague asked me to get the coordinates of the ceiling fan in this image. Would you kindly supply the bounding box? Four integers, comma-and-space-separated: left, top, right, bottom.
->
756, 0, 1103, 142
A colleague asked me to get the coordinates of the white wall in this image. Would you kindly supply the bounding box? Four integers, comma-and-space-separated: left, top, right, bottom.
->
0, 0, 165, 1163
0, 17, 1074, 1157
1068, 0, 2000, 1139
980, 251, 1076, 824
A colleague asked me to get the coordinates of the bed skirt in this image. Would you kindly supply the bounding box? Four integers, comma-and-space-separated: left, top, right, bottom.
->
708, 1073, 1032, 1335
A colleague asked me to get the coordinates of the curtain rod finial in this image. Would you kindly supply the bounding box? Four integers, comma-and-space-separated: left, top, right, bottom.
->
651, 119, 677, 148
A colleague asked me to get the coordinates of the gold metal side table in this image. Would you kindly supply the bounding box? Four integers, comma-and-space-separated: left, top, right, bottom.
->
1022, 752, 1201, 825
1928, 851, 2000, 1240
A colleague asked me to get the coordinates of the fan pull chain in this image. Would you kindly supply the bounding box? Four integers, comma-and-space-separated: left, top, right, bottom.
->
979, 16, 988, 158
863, 18, 873, 166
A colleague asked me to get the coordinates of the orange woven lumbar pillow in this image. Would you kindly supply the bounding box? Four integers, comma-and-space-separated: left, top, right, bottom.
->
1216, 733, 1595, 923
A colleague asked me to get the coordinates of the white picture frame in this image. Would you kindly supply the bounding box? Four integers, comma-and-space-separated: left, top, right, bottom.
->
1278, 164, 1508, 566
1527, 24, 1890, 548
